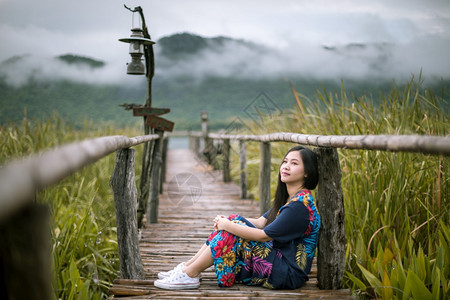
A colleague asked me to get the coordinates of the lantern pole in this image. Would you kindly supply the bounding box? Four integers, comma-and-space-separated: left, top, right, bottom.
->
123, 5, 156, 227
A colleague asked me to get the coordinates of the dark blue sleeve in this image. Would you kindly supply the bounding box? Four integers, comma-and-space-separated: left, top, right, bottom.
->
263, 201, 310, 243
239, 216, 257, 228
262, 209, 271, 219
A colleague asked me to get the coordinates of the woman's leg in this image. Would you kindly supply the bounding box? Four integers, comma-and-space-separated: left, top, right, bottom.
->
185, 243, 209, 267
183, 245, 213, 278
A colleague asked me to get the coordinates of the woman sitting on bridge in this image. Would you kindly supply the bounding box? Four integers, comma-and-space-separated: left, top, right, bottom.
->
154, 145, 320, 290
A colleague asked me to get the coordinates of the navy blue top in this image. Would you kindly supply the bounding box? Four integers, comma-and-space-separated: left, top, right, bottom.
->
261, 190, 321, 288
206, 190, 320, 289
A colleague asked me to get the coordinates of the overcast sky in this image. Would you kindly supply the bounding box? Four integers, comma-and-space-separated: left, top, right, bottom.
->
0, 0, 449, 83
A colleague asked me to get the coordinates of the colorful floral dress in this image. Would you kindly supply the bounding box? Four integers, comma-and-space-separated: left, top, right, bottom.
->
206, 190, 320, 289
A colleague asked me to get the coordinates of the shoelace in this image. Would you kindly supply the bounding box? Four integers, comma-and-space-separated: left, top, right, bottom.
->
161, 262, 184, 276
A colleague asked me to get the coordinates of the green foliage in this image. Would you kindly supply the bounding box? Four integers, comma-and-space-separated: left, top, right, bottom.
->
1, 115, 141, 299
0, 79, 143, 127
2, 60, 448, 131
229, 76, 449, 299
1, 74, 448, 299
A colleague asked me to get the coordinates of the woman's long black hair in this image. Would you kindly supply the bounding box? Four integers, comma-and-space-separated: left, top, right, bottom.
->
264, 146, 319, 227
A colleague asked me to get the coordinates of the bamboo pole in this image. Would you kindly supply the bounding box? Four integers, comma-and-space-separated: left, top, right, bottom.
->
0, 134, 159, 223
206, 132, 450, 156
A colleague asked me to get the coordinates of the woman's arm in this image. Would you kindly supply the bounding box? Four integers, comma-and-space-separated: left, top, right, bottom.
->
215, 217, 272, 242
245, 216, 267, 229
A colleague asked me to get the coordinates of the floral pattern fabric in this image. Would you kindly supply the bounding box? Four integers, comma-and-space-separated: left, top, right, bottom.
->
206, 190, 320, 289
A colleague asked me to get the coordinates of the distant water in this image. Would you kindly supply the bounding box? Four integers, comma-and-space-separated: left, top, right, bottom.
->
168, 137, 189, 149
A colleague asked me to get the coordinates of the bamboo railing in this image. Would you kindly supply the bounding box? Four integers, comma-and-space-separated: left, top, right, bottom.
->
0, 134, 162, 298
0, 114, 449, 297
0, 135, 159, 221
183, 111, 450, 290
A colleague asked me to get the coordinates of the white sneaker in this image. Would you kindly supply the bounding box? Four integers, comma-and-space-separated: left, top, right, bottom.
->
154, 271, 200, 290
157, 262, 185, 279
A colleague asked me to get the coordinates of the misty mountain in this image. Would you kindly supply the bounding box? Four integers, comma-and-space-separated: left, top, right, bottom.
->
155, 33, 395, 80
158, 32, 266, 59
0, 32, 448, 129
57, 54, 105, 68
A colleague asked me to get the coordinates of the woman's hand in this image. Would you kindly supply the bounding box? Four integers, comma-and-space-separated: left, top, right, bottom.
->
213, 215, 228, 231
212, 215, 272, 242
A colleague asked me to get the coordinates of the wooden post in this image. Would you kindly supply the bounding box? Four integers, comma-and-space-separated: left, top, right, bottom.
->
239, 140, 248, 199
201, 110, 210, 155
0, 203, 52, 299
315, 147, 346, 289
138, 130, 154, 228
259, 142, 271, 215
159, 137, 169, 194
194, 136, 200, 158
201, 111, 218, 169
147, 130, 163, 223
188, 134, 193, 151
110, 148, 145, 279
222, 139, 231, 182
136, 6, 156, 229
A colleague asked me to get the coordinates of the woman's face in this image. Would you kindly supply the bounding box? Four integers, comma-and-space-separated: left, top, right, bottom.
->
280, 150, 306, 186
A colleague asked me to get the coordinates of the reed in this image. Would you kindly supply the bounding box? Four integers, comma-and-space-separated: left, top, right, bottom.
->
1, 76, 447, 299
229, 77, 449, 299
1, 114, 142, 299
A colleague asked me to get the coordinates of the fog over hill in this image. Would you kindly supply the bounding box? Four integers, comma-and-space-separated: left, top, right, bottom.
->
0, 33, 448, 129
154, 33, 422, 81
1, 32, 448, 87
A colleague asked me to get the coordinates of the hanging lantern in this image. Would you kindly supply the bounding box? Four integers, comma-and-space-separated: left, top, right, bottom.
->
119, 28, 155, 75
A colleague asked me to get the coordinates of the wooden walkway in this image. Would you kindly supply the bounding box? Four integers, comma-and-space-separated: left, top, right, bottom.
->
109, 149, 352, 299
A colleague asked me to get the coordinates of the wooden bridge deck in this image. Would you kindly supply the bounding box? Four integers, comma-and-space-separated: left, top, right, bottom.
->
109, 148, 352, 299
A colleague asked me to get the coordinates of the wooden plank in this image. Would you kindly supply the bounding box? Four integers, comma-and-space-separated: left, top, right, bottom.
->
146, 115, 174, 132
109, 149, 352, 299
133, 107, 170, 116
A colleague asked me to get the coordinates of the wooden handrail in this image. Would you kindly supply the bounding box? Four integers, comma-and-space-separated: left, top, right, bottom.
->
184, 117, 449, 290
2, 123, 448, 297
174, 130, 450, 155
205, 132, 450, 156
0, 134, 160, 222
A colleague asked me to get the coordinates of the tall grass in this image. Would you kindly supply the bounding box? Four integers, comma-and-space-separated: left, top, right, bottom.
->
229, 77, 449, 299
1, 77, 448, 299
1, 114, 141, 299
